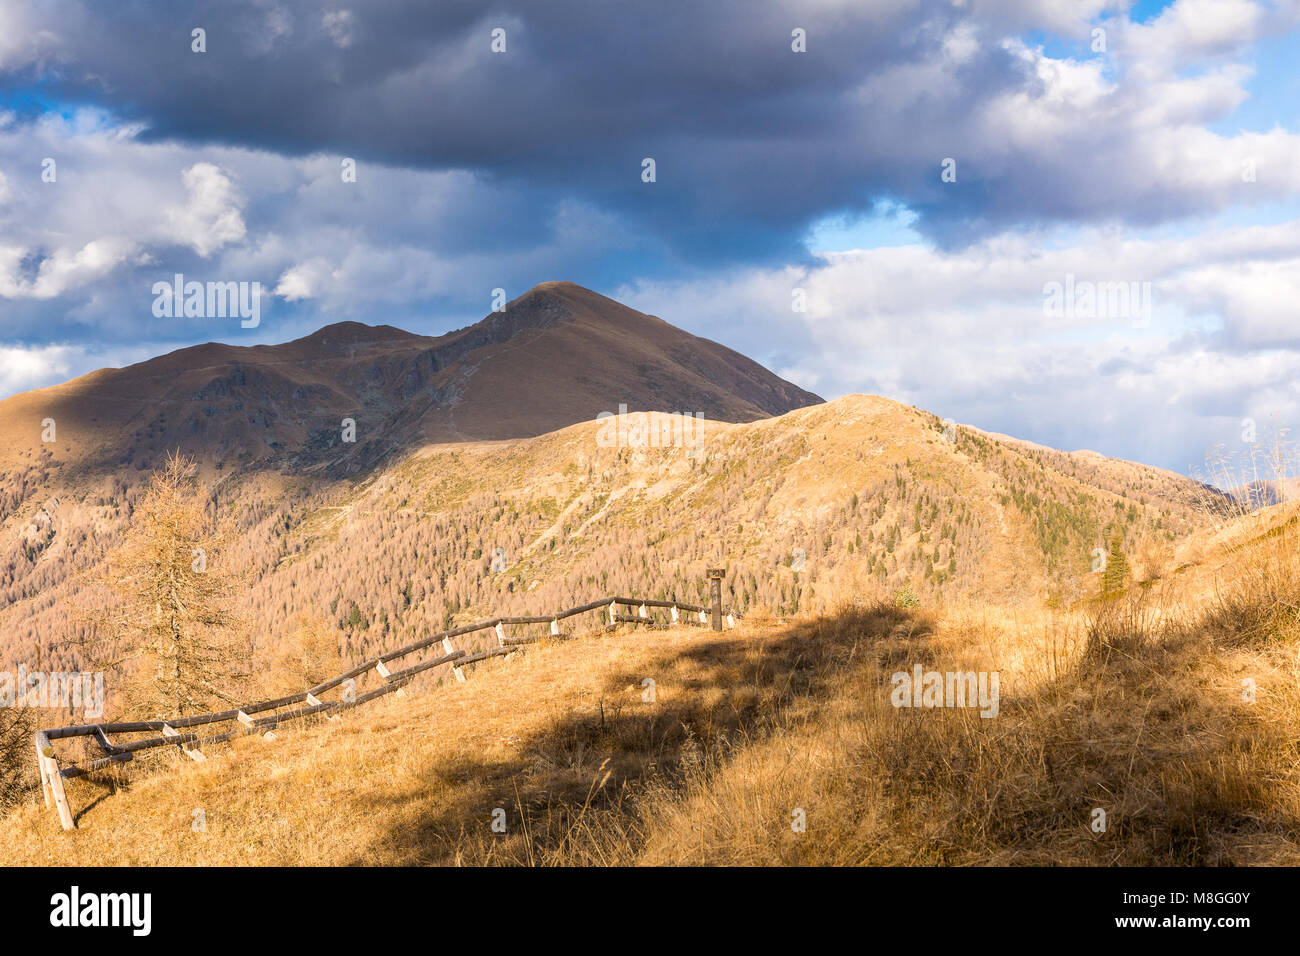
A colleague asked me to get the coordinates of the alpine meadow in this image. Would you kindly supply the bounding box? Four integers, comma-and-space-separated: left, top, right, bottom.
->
1, 1, 1299, 935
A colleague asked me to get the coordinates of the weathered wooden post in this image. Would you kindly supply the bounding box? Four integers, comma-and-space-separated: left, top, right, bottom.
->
162, 724, 206, 762
443, 636, 466, 681
376, 658, 405, 697
34, 732, 74, 830
706, 567, 725, 632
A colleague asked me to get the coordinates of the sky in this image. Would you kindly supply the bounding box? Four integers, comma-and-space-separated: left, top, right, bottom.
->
1, 0, 1298, 481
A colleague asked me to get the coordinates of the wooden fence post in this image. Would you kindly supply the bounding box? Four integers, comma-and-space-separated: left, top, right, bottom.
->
35, 734, 75, 830
46, 756, 74, 830
444, 637, 466, 682
376, 658, 406, 697
306, 692, 339, 720
37, 748, 51, 808
163, 724, 206, 762
706, 568, 726, 631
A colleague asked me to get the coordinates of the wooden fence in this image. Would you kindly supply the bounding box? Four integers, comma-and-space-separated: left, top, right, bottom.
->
34, 589, 740, 831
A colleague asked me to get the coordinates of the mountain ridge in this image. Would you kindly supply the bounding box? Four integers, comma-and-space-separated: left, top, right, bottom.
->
0, 282, 823, 479
0, 390, 1231, 680
0, 289, 1235, 682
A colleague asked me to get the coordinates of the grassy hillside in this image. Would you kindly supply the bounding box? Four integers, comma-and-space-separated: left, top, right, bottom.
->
5, 500, 1299, 865
0, 394, 1226, 684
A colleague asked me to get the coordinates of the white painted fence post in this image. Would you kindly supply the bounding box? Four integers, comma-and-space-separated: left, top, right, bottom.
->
34, 738, 74, 830
162, 723, 206, 762
444, 637, 465, 682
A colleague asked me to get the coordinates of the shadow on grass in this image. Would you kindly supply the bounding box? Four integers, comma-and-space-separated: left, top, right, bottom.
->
344, 602, 934, 865
72, 781, 117, 826
349, 589, 1300, 866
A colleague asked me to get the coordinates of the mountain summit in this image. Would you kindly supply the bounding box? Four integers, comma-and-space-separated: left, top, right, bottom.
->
0, 282, 822, 475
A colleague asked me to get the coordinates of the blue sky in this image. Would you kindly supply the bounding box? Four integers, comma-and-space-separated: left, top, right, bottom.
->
1, 0, 1299, 480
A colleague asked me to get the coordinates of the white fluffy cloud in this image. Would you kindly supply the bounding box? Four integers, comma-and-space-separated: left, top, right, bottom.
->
165, 163, 247, 257
0, 344, 75, 395
274, 257, 333, 301
0, 118, 256, 305
616, 218, 1300, 475
29, 236, 141, 299
1125, 0, 1265, 68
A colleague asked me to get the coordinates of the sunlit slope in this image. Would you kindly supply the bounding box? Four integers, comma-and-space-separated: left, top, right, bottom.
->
0, 393, 1226, 670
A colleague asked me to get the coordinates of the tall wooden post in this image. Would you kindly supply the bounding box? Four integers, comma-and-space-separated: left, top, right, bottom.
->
706, 567, 725, 632
35, 732, 75, 831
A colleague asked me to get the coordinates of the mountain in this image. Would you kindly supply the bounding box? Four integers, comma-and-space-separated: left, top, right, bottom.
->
1, 387, 1229, 676
0, 281, 1235, 685
0, 281, 823, 481
0, 395, 1287, 866
1229, 478, 1300, 509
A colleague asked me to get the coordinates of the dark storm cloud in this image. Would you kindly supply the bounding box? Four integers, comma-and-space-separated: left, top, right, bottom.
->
6, 0, 1034, 260
6, 0, 1300, 479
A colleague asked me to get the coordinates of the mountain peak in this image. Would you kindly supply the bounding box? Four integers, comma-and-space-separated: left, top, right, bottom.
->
295, 321, 425, 350
0, 284, 822, 475
503, 281, 615, 322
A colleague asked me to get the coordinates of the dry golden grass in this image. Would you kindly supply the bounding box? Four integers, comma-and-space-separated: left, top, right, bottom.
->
5, 510, 1300, 866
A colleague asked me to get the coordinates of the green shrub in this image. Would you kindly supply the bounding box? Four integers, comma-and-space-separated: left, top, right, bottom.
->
893, 584, 920, 609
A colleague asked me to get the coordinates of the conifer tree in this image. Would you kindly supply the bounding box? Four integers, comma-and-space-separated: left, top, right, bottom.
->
84, 453, 249, 718
1101, 534, 1130, 597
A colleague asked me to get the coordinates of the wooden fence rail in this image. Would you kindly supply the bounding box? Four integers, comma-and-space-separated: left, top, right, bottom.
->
34, 586, 739, 831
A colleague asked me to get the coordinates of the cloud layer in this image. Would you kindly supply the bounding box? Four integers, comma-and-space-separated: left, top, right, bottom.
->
0, 0, 1298, 477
